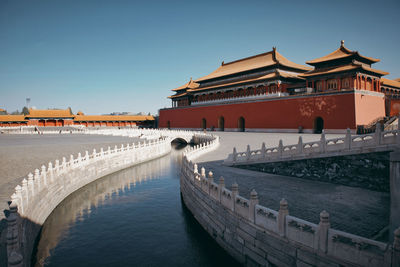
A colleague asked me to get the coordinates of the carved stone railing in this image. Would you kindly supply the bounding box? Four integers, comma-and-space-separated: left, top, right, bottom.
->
180, 155, 400, 266
224, 122, 399, 166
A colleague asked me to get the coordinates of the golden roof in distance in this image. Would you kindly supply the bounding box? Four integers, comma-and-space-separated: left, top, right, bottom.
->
395, 78, 400, 82
381, 78, 400, 89
74, 115, 154, 121
27, 108, 74, 118
0, 115, 27, 122
306, 40, 380, 65
195, 48, 312, 82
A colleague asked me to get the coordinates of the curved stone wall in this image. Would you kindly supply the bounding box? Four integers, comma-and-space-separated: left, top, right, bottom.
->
180, 152, 400, 266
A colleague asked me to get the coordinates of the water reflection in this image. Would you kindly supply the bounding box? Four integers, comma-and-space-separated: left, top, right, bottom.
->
34, 145, 240, 267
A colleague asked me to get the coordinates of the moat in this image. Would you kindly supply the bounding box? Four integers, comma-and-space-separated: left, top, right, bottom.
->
33, 146, 240, 266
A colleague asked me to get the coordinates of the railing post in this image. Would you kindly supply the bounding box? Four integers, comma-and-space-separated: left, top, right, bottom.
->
393, 227, 400, 267
320, 132, 326, 153
34, 169, 40, 191
7, 202, 23, 267
27, 173, 34, 198
41, 165, 47, 186
390, 149, 400, 242
231, 183, 238, 212
207, 171, 213, 195
317, 210, 330, 253
375, 122, 382, 145
278, 198, 288, 236
344, 128, 351, 150
249, 189, 258, 223
278, 140, 283, 158
246, 145, 251, 161
261, 142, 266, 158
297, 136, 303, 154
218, 176, 225, 203
232, 147, 237, 162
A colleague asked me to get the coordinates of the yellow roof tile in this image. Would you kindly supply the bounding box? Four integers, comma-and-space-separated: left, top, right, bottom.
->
0, 115, 27, 122
27, 108, 74, 118
381, 78, 400, 89
74, 115, 154, 122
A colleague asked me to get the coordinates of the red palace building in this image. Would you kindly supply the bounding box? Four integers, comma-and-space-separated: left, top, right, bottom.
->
159, 41, 400, 133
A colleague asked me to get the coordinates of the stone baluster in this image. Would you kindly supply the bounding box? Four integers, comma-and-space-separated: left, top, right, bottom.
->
27, 173, 34, 198
7, 202, 23, 267
62, 157, 66, 170
85, 151, 89, 161
121, 144, 124, 151
77, 153, 82, 165
69, 154, 74, 167
15, 185, 23, 214
48, 162, 54, 183
278, 198, 288, 236
34, 169, 40, 191
21, 179, 28, 210
207, 171, 213, 194
278, 140, 283, 158
193, 163, 198, 174
41, 165, 47, 186
375, 122, 382, 146
218, 176, 225, 203
249, 189, 258, 223
261, 142, 266, 158
344, 128, 351, 150
54, 160, 60, 174
92, 149, 97, 158
297, 136, 303, 155
390, 149, 400, 242
393, 227, 400, 267
231, 183, 239, 212
246, 145, 251, 161
320, 132, 326, 153
201, 167, 206, 178
114, 144, 118, 151
317, 210, 330, 253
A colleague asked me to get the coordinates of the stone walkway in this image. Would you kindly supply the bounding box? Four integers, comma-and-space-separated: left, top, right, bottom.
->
195, 132, 389, 239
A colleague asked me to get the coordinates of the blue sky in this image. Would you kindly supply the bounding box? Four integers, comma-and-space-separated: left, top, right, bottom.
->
0, 0, 399, 115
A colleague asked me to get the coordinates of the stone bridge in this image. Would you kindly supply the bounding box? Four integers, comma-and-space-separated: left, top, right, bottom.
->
224, 122, 398, 166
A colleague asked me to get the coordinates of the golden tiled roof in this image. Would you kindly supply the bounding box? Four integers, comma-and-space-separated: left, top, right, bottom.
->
381, 78, 400, 89
306, 41, 380, 65
300, 63, 388, 77
195, 48, 311, 82
0, 108, 5, 112
27, 108, 74, 118
74, 115, 154, 122
172, 78, 200, 91
0, 115, 27, 122
188, 70, 302, 93
395, 78, 400, 82
168, 92, 188, 99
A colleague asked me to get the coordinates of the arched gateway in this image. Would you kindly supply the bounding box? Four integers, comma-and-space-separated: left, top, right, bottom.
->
238, 117, 245, 132
314, 117, 324, 133
218, 116, 225, 131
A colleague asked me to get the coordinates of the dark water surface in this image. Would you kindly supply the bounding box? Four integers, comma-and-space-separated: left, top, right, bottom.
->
34, 148, 241, 267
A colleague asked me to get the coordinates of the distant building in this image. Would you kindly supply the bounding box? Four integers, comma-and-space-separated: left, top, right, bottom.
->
159, 41, 400, 133
0, 108, 155, 128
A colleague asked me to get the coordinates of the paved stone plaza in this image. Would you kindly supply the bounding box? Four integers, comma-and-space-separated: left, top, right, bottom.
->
196, 132, 390, 239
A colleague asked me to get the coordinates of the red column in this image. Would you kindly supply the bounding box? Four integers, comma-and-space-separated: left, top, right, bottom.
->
337, 78, 341, 91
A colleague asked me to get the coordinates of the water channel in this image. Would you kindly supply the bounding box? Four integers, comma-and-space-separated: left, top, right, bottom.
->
33, 144, 241, 266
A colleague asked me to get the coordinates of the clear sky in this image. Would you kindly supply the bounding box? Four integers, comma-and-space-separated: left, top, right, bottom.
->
1, 0, 399, 115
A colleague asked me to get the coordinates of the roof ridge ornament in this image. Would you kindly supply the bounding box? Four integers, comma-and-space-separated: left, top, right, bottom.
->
340, 40, 345, 47
221, 61, 225, 66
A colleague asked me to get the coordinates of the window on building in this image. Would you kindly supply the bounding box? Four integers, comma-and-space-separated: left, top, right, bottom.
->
341, 78, 350, 89
327, 79, 337, 90
316, 81, 322, 92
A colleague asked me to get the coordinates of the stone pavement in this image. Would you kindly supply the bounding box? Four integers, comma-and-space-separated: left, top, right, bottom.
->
195, 132, 389, 239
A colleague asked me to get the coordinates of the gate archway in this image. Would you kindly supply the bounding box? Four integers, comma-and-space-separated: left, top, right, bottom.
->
167, 121, 171, 129
218, 116, 225, 131
313, 117, 324, 133
238, 117, 245, 132
202, 118, 207, 130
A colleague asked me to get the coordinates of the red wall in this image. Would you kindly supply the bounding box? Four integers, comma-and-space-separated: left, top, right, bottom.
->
389, 99, 400, 117
354, 93, 385, 125
160, 93, 361, 130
